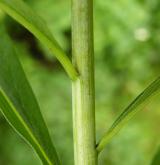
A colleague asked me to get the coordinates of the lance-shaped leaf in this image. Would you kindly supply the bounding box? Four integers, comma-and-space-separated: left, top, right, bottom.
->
151, 147, 160, 165
97, 77, 160, 153
0, 0, 78, 80
0, 26, 60, 164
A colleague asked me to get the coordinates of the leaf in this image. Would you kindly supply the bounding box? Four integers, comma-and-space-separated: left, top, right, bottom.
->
0, 26, 60, 165
151, 147, 160, 165
96, 77, 160, 153
0, 0, 78, 80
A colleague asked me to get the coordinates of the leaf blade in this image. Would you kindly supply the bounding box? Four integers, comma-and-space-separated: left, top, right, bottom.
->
97, 77, 160, 153
0, 26, 60, 165
0, 0, 78, 80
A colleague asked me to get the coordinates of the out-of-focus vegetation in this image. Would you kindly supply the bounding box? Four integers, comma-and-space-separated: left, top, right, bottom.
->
0, 0, 160, 164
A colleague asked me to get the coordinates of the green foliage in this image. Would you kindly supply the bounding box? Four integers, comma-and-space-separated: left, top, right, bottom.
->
151, 147, 160, 165
0, 0, 160, 165
0, 26, 60, 165
0, 0, 78, 80
97, 77, 160, 152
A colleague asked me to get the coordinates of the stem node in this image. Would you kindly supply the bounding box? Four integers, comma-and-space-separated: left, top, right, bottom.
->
72, 0, 97, 164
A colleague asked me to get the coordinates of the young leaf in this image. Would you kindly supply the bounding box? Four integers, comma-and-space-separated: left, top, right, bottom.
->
151, 147, 160, 165
96, 77, 160, 153
0, 0, 78, 80
0, 26, 60, 165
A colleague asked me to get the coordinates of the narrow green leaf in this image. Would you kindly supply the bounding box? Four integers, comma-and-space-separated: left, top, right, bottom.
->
97, 77, 160, 153
0, 0, 78, 81
151, 147, 160, 165
0, 26, 60, 165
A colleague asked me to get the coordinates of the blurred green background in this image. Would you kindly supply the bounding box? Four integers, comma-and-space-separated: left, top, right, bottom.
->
0, 0, 160, 164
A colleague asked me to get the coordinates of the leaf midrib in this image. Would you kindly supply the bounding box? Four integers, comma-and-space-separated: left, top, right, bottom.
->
0, 88, 53, 165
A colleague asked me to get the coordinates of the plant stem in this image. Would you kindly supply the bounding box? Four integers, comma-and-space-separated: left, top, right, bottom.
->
72, 0, 97, 165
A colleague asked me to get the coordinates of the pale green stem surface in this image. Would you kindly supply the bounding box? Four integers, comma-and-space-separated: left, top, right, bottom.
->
72, 0, 98, 164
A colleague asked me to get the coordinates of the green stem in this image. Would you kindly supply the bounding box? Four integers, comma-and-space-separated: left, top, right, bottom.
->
72, 0, 97, 164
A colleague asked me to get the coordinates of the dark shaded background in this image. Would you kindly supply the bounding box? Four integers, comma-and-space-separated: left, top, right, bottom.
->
0, 0, 160, 164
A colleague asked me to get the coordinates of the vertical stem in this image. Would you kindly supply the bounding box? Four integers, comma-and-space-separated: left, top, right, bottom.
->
72, 0, 97, 165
